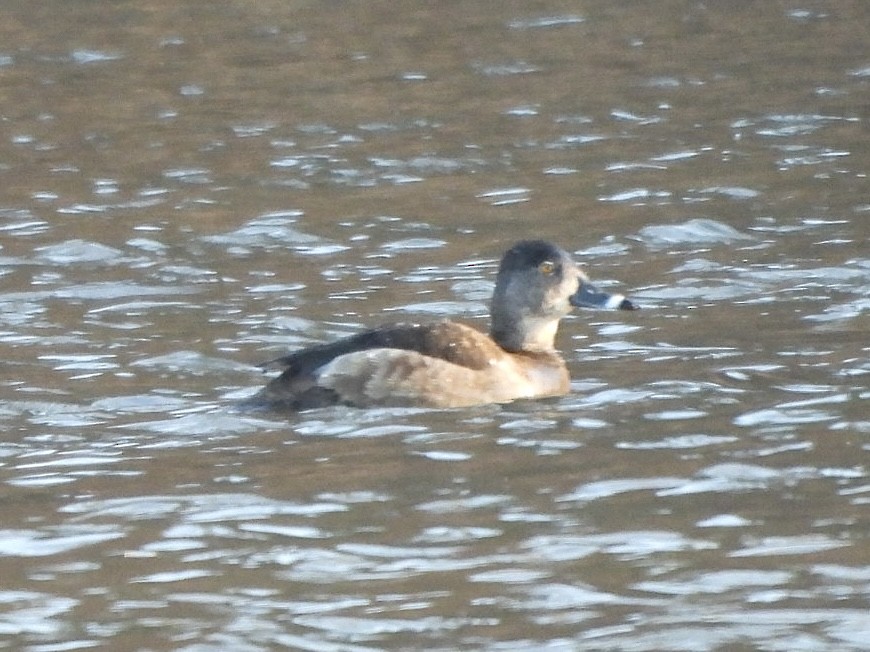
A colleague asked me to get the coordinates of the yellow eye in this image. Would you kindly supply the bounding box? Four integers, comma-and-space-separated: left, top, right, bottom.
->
538, 260, 556, 275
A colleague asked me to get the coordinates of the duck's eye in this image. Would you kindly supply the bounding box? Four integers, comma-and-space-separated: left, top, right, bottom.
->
538, 260, 556, 275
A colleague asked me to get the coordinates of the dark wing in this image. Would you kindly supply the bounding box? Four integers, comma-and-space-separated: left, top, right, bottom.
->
245, 320, 500, 411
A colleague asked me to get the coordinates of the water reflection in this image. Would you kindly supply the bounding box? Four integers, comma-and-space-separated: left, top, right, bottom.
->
1, 1, 868, 650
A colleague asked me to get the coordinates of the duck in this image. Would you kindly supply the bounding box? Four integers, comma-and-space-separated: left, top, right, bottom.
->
246, 240, 636, 411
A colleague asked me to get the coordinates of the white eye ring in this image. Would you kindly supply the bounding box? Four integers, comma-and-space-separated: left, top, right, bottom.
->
538, 260, 556, 275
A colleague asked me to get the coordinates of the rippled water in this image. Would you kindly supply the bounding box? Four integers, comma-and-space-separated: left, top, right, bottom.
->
1, 2, 868, 650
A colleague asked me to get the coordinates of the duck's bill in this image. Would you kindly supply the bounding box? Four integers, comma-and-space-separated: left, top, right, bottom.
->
570, 282, 637, 310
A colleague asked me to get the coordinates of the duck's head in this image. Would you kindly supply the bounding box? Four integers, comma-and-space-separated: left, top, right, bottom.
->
490, 240, 635, 352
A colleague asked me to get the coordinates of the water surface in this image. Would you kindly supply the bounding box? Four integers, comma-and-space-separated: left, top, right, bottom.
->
0, 2, 868, 650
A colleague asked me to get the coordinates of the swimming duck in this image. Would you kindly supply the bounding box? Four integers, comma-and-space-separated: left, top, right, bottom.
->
247, 240, 635, 410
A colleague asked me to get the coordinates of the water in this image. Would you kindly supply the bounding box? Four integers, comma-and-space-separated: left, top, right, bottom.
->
1, 2, 868, 650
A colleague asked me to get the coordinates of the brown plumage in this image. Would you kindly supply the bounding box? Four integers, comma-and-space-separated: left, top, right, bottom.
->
244, 240, 635, 411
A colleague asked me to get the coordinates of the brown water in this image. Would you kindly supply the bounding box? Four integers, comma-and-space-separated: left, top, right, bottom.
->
1, 1, 868, 650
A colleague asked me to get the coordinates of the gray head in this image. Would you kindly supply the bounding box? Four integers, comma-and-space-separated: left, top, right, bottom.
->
489, 240, 635, 352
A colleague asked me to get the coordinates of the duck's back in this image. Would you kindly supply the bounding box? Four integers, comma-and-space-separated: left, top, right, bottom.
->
248, 320, 523, 411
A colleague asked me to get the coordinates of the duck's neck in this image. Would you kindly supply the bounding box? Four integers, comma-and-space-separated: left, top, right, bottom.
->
490, 315, 559, 353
